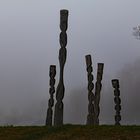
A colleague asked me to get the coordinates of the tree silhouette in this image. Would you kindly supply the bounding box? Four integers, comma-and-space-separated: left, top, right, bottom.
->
133, 26, 140, 40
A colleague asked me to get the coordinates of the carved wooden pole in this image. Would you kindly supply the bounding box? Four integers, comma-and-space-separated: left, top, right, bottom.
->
112, 79, 121, 125
85, 55, 95, 125
94, 63, 104, 125
54, 9, 69, 126
46, 65, 56, 126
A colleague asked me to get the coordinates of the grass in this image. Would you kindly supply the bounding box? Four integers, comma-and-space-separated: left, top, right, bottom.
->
0, 124, 140, 140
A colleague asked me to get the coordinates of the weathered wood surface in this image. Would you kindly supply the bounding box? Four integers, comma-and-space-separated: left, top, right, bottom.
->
46, 65, 56, 126
54, 9, 69, 126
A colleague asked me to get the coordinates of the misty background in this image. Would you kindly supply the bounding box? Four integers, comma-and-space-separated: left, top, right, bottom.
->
0, 0, 140, 125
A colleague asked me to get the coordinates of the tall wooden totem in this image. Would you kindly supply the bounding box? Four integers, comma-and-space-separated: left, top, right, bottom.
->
54, 9, 69, 126
94, 63, 104, 125
46, 65, 56, 126
85, 55, 95, 125
112, 79, 121, 125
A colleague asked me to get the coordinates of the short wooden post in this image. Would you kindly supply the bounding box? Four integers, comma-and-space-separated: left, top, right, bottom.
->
112, 79, 121, 125
85, 55, 95, 125
46, 65, 56, 126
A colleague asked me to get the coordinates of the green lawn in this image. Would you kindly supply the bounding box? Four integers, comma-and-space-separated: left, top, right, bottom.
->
0, 125, 140, 140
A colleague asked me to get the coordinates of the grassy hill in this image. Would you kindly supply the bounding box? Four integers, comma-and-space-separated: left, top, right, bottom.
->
0, 125, 140, 140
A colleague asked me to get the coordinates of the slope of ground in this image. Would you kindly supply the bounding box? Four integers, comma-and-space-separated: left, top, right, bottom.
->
0, 125, 140, 140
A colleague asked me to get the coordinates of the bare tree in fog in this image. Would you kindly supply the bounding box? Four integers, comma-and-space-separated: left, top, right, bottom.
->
133, 26, 140, 40
118, 58, 140, 124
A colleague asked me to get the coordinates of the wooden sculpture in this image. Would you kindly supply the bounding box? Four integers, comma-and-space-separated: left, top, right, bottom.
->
54, 9, 69, 126
85, 55, 95, 125
46, 65, 56, 126
94, 63, 104, 125
112, 79, 121, 125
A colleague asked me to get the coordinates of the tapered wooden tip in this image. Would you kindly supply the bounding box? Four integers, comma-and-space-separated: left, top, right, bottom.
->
97, 63, 104, 71
60, 9, 69, 16
50, 65, 56, 74
85, 55, 92, 66
112, 79, 119, 88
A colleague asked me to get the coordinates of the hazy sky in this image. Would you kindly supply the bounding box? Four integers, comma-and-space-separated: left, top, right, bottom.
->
0, 0, 140, 125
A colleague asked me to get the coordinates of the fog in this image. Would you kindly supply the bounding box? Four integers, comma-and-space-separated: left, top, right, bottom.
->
0, 0, 140, 125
